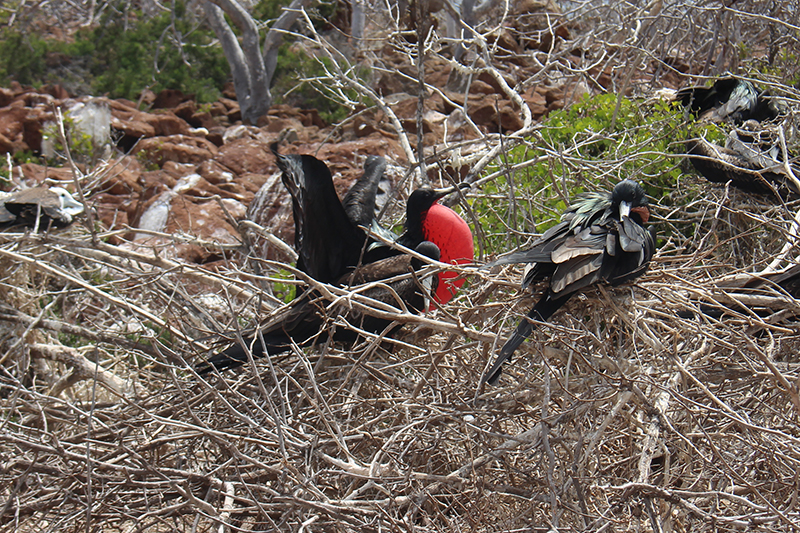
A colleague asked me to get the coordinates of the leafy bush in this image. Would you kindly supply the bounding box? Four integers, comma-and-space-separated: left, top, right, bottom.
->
0, 5, 229, 103
0, 1, 354, 124
0, 31, 50, 86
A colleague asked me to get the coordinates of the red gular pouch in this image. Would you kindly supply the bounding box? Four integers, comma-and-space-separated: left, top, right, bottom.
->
422, 202, 474, 306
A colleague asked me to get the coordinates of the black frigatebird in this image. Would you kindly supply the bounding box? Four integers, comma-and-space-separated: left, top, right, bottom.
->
0, 186, 84, 230
342, 155, 387, 230
273, 145, 369, 285
369, 185, 474, 304
677, 263, 800, 320
675, 77, 796, 197
482, 180, 656, 386
685, 126, 800, 197
198, 240, 441, 373
675, 77, 785, 124
273, 144, 473, 304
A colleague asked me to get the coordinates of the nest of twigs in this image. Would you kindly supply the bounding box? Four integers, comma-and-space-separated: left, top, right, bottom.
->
2, 169, 800, 533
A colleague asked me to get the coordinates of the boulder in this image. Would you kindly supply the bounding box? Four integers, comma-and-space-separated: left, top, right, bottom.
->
215, 138, 275, 176
134, 135, 219, 166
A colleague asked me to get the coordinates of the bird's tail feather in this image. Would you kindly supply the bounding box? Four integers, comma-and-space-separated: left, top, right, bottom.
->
482, 294, 571, 386
196, 332, 293, 375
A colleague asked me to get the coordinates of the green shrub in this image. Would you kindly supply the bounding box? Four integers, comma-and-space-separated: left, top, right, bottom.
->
0, 4, 229, 103
87, 5, 229, 102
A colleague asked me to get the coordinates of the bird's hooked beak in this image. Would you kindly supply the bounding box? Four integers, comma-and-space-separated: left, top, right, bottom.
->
432, 182, 471, 202
619, 200, 631, 219
50, 187, 85, 216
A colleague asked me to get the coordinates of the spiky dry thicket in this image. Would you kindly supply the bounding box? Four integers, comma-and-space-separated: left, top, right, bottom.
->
3, 0, 800, 532
2, 173, 800, 533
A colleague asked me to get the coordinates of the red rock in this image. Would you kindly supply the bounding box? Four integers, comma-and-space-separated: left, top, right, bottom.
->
198, 159, 236, 186
146, 111, 190, 136
264, 116, 305, 134
222, 83, 237, 100
173, 100, 197, 122
206, 127, 225, 147
138, 89, 157, 107
523, 88, 549, 117
93, 192, 133, 234
103, 167, 142, 196
208, 102, 227, 117
215, 138, 274, 175
22, 111, 47, 153
14, 163, 74, 186
0, 107, 30, 141
470, 80, 496, 95
476, 71, 518, 94
128, 194, 242, 264
226, 107, 242, 123
111, 113, 156, 142
0, 87, 14, 107
138, 170, 177, 205
237, 172, 272, 195
161, 160, 198, 179
104, 98, 138, 113
0, 132, 14, 154
134, 135, 219, 167
39, 84, 70, 99
188, 110, 216, 129
152, 89, 191, 109
498, 105, 524, 132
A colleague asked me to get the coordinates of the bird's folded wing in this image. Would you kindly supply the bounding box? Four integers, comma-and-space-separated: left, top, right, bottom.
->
551, 253, 604, 294
618, 217, 646, 253
553, 225, 606, 263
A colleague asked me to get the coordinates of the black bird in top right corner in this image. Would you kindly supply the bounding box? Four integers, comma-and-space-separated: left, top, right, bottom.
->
675, 76, 786, 125
673, 77, 798, 198
481, 180, 656, 386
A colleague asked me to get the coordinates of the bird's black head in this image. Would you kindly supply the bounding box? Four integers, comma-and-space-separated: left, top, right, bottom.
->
415, 240, 441, 262
406, 188, 446, 219
406, 183, 470, 219
612, 180, 650, 224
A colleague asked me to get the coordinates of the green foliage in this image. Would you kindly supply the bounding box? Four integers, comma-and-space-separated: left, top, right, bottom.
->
0, 5, 229, 103
473, 93, 701, 256
42, 115, 97, 166
253, 0, 291, 22
11, 150, 42, 166
0, 31, 48, 85
272, 268, 298, 303
87, 7, 229, 102
0, 2, 354, 123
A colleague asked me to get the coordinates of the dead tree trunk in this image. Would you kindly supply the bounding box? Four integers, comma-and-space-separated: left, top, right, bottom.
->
203, 0, 312, 124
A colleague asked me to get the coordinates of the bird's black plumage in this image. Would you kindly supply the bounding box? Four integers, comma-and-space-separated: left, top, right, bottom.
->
198, 241, 441, 373
678, 263, 800, 320
273, 144, 369, 285
273, 146, 466, 282
675, 77, 796, 197
685, 130, 800, 197
482, 180, 656, 386
676, 77, 784, 124
751, 264, 800, 298
342, 155, 387, 230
